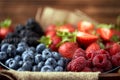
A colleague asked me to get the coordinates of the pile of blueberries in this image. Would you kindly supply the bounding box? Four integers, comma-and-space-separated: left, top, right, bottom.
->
0, 42, 68, 72
0, 18, 69, 72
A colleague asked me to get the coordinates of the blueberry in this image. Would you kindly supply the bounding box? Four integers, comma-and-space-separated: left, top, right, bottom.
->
32, 65, 39, 71
35, 54, 43, 64
57, 59, 64, 67
8, 59, 19, 70
55, 66, 63, 71
22, 50, 34, 59
16, 47, 25, 54
22, 61, 32, 71
17, 67, 25, 71
0, 52, 7, 61
36, 44, 46, 53
42, 48, 52, 60
18, 42, 28, 48
18, 61, 23, 67
37, 61, 44, 70
7, 44, 16, 57
1, 43, 9, 52
22, 53, 34, 63
45, 58, 57, 68
52, 52, 61, 60
27, 47, 36, 52
5, 58, 14, 66
41, 65, 54, 72
14, 55, 21, 62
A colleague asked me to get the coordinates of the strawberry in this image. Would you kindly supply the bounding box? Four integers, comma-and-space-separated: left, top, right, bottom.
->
76, 31, 98, 46
58, 42, 79, 59
86, 42, 100, 53
77, 21, 94, 33
45, 30, 56, 38
45, 24, 56, 33
49, 36, 62, 51
97, 28, 113, 41
57, 24, 75, 33
108, 43, 120, 56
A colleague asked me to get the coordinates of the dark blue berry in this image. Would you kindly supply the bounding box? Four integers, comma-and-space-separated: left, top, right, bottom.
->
52, 52, 61, 60
14, 55, 21, 62
41, 65, 54, 72
7, 44, 16, 57
45, 58, 57, 68
5, 58, 14, 66
18, 42, 28, 48
36, 44, 46, 53
17, 67, 25, 71
1, 43, 9, 52
55, 66, 63, 71
18, 61, 23, 67
32, 65, 39, 71
27, 47, 36, 52
22, 61, 32, 71
42, 48, 52, 60
16, 47, 25, 55
37, 61, 44, 70
57, 59, 64, 67
22, 53, 34, 63
8, 59, 18, 70
0, 52, 7, 61
35, 54, 43, 64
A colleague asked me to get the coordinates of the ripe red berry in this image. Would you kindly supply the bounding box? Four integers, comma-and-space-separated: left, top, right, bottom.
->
67, 57, 86, 72
72, 48, 86, 59
82, 67, 92, 72
104, 60, 112, 71
92, 54, 108, 68
111, 52, 120, 67
92, 67, 104, 72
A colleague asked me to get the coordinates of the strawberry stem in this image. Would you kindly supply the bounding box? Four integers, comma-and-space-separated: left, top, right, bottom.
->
0, 19, 12, 28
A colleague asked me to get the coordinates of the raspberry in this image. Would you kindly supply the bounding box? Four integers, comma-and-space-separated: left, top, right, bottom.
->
86, 51, 96, 60
92, 54, 108, 68
111, 52, 120, 67
92, 67, 103, 72
86, 60, 92, 67
96, 49, 111, 60
67, 57, 86, 72
72, 48, 85, 59
104, 60, 112, 71
82, 67, 92, 72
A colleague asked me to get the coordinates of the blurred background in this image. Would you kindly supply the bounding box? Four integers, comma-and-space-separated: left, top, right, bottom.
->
0, 0, 120, 26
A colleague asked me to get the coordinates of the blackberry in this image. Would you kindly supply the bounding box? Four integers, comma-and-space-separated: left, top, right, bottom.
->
21, 37, 39, 47
20, 30, 39, 38
14, 24, 25, 33
1, 38, 21, 46
25, 18, 44, 36
5, 32, 19, 39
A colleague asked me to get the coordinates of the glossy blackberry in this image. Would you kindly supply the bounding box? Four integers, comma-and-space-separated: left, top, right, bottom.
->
5, 32, 19, 39
14, 24, 25, 33
19, 30, 39, 38
25, 18, 44, 36
21, 37, 39, 47
1, 38, 21, 46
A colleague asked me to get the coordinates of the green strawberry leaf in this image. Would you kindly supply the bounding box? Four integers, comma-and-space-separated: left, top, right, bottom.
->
99, 42, 105, 49
111, 35, 120, 42
0, 19, 12, 28
38, 36, 52, 47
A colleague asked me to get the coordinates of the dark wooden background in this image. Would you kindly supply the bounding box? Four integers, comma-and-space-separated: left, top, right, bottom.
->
0, 0, 120, 26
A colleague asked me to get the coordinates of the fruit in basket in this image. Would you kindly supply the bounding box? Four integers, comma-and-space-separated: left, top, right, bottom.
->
77, 21, 94, 33
0, 19, 13, 39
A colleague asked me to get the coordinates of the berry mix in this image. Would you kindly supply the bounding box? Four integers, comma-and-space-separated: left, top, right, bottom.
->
0, 19, 120, 73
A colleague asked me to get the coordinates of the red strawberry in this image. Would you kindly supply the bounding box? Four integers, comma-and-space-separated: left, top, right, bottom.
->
77, 21, 94, 33
57, 24, 75, 33
109, 43, 120, 56
45, 24, 56, 33
58, 42, 79, 59
77, 31, 98, 46
67, 57, 86, 72
97, 28, 113, 41
45, 30, 56, 38
86, 42, 100, 54
49, 36, 62, 51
